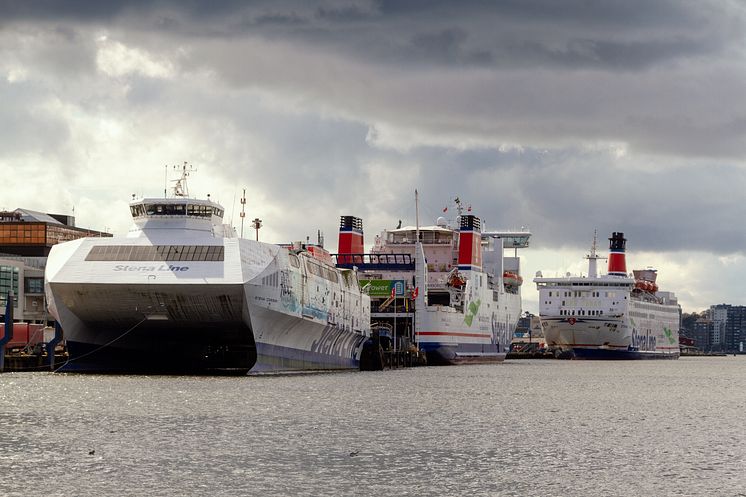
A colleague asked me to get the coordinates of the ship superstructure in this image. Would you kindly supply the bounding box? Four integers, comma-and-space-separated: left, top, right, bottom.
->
338, 199, 530, 365
534, 232, 680, 359
45, 165, 370, 374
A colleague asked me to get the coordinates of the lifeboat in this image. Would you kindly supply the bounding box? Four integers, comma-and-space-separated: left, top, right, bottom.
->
503, 271, 523, 287
447, 270, 466, 289
634, 280, 657, 293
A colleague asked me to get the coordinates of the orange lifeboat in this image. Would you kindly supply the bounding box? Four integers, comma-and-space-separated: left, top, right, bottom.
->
634, 280, 658, 293
503, 271, 523, 287
447, 270, 466, 289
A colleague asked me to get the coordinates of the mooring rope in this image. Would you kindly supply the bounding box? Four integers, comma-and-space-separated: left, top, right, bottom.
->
51, 317, 149, 373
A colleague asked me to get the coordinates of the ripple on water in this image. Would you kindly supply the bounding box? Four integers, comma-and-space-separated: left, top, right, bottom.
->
1, 357, 745, 496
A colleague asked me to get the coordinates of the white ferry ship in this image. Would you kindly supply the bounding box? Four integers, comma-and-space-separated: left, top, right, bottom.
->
344, 198, 530, 365
534, 232, 680, 359
45, 166, 370, 374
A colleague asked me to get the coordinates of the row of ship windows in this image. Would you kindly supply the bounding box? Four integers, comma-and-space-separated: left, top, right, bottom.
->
86, 245, 225, 262
262, 272, 279, 288
560, 309, 604, 316
287, 253, 340, 283
306, 260, 339, 283
633, 303, 679, 314
546, 298, 623, 307
541, 282, 632, 288
548, 291, 616, 298
629, 311, 668, 319
129, 204, 224, 218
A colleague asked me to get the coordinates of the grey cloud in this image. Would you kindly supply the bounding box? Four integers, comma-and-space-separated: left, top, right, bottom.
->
2, 1, 738, 71
2, 0, 746, 259
0, 81, 71, 158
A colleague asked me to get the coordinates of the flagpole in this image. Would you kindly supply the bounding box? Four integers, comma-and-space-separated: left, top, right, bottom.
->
414, 189, 420, 351
393, 289, 397, 354
415, 189, 420, 243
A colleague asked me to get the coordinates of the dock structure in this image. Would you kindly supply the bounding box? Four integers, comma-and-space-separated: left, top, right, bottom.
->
1, 292, 68, 372
0, 291, 14, 372
359, 327, 426, 371
335, 215, 422, 370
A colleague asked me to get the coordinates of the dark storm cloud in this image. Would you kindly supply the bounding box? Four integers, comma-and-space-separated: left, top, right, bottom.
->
3, 0, 746, 260
387, 145, 746, 254
1, 0, 736, 70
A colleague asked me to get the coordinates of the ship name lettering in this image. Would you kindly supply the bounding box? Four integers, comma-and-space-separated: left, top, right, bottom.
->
631, 328, 657, 351
113, 264, 189, 272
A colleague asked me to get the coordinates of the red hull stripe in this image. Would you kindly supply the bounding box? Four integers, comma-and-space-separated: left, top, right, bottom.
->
416, 331, 490, 338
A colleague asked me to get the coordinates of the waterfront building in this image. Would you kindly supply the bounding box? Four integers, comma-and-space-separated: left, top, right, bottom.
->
723, 306, 746, 353
692, 317, 714, 351
709, 305, 728, 351
0, 209, 109, 322
701, 304, 746, 353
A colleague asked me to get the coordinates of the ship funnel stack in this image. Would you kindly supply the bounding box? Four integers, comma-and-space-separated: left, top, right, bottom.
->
607, 232, 627, 277
338, 216, 364, 264
457, 215, 483, 271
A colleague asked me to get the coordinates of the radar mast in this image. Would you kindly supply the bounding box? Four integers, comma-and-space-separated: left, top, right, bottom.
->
171, 162, 197, 198
585, 229, 607, 278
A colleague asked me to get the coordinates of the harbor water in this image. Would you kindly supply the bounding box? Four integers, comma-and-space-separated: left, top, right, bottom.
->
1, 357, 745, 496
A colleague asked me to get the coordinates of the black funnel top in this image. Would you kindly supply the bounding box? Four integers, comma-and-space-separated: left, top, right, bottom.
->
609, 232, 626, 251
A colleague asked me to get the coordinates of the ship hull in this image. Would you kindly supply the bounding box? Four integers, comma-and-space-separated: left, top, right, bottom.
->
569, 347, 679, 360
421, 342, 508, 365
47, 281, 256, 374
63, 334, 255, 375
49, 282, 367, 374
416, 293, 521, 365
247, 304, 367, 372
542, 316, 680, 360
45, 237, 370, 375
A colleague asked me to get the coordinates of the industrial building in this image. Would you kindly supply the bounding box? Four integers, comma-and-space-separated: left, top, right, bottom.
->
0, 209, 110, 322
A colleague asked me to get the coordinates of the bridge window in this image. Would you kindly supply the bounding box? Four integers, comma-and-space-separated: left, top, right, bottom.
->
187, 205, 212, 217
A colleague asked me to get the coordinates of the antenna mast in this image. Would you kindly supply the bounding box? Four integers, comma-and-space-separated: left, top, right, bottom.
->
586, 229, 606, 278
252, 217, 262, 241
171, 161, 196, 197
239, 189, 246, 238
415, 189, 420, 243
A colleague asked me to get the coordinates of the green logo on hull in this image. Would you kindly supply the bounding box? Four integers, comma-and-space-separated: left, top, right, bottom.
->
464, 299, 481, 327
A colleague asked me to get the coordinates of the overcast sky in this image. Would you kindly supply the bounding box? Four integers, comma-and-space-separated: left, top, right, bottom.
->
2, 0, 746, 313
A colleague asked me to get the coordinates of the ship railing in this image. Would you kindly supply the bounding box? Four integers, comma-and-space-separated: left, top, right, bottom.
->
333, 253, 415, 271
387, 238, 452, 245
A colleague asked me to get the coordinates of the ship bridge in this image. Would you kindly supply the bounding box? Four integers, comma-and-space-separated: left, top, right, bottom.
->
126, 163, 232, 239
481, 230, 531, 249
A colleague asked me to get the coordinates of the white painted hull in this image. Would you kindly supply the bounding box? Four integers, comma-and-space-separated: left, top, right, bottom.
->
417, 289, 521, 365
541, 304, 680, 359
45, 236, 370, 374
